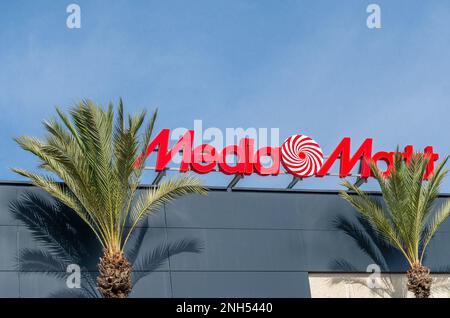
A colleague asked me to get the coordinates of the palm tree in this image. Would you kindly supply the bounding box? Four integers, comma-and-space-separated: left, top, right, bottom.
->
11, 191, 203, 298
340, 152, 450, 298
330, 214, 450, 298
12, 99, 207, 298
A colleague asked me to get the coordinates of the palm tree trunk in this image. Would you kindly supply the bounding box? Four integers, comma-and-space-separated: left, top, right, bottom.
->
97, 250, 132, 298
406, 263, 432, 298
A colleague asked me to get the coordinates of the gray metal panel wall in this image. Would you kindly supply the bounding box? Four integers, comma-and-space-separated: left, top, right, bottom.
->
0, 182, 449, 298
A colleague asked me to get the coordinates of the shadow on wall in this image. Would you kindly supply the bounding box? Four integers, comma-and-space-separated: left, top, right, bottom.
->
10, 192, 203, 298
329, 213, 450, 297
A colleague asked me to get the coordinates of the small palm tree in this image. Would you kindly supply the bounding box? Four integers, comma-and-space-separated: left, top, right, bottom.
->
11, 191, 203, 298
12, 99, 206, 298
340, 152, 450, 298
330, 214, 450, 298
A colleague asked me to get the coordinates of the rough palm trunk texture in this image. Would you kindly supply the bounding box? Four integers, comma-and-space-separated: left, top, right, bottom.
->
97, 251, 132, 298
407, 264, 432, 298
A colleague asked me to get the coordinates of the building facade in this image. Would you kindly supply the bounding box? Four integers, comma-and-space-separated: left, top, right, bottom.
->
0, 181, 449, 297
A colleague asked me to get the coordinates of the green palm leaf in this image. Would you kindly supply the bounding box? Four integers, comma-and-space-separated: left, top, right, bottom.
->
340, 152, 449, 267
12, 99, 206, 256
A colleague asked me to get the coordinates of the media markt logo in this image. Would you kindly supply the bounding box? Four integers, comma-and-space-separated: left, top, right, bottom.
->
281, 134, 324, 178
136, 128, 439, 181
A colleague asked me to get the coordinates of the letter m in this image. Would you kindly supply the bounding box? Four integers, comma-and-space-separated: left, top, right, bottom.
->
316, 138, 373, 178
136, 129, 193, 171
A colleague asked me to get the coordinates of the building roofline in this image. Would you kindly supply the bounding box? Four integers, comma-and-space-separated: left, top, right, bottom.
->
1, 180, 449, 197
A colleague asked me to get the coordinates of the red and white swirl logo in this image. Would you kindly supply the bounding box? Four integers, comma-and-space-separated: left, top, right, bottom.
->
281, 134, 324, 178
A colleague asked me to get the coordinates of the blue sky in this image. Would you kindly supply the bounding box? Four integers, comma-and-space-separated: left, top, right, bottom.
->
0, 0, 449, 191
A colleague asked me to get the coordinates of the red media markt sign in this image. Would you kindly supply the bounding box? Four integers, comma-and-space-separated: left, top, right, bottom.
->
136, 129, 439, 180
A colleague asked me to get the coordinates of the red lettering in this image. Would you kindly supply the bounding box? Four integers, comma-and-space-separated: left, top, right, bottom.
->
424, 146, 439, 179
372, 151, 394, 177
138, 129, 439, 182
316, 138, 373, 178
402, 145, 413, 165
254, 147, 280, 176
191, 144, 218, 174
217, 138, 255, 175
137, 129, 193, 171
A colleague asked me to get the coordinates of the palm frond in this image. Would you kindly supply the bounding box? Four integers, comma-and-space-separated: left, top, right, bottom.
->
332, 215, 389, 270
124, 175, 206, 246
340, 151, 449, 268
339, 181, 407, 260
12, 99, 206, 256
421, 199, 450, 262
124, 223, 148, 264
